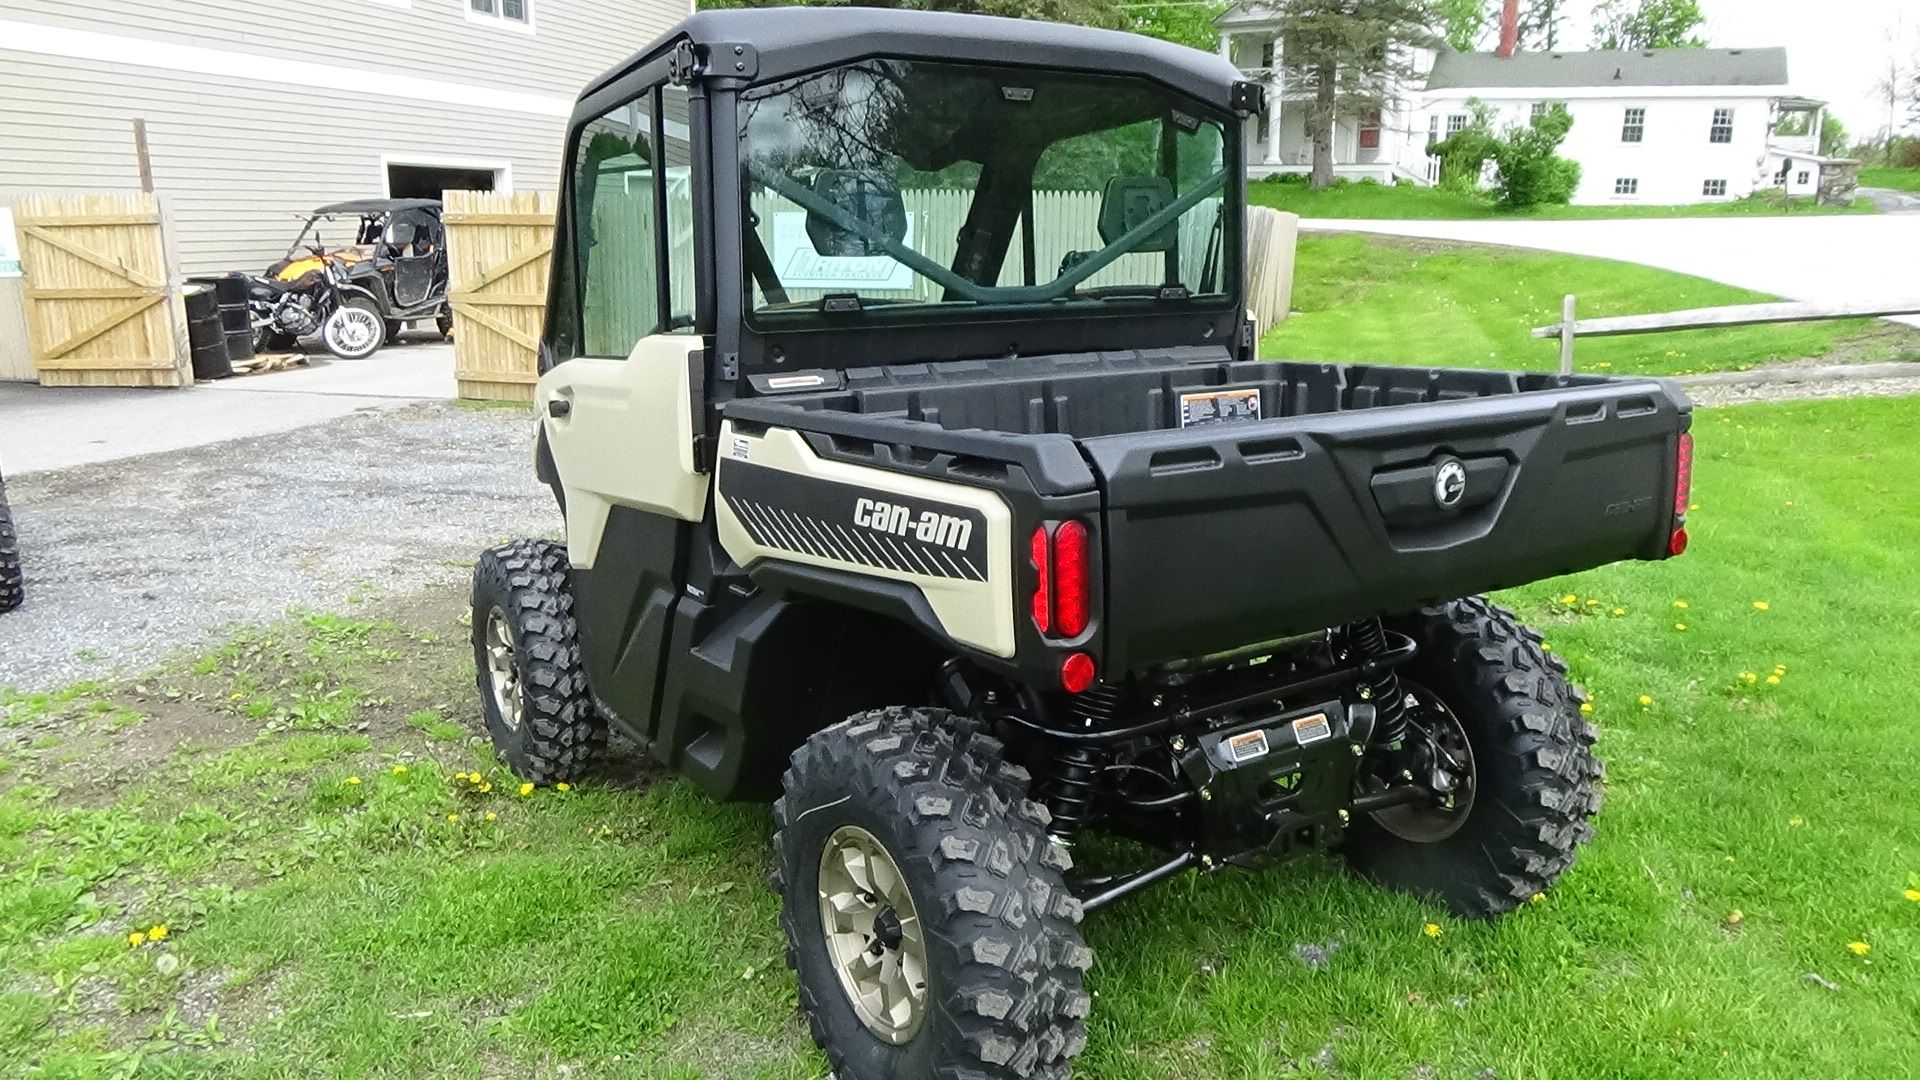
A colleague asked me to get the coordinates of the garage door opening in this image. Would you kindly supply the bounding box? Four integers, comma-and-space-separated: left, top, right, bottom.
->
385, 163, 503, 200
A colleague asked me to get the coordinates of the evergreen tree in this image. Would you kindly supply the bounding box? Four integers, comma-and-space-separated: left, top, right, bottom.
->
1591, 0, 1706, 50
1275, 0, 1439, 188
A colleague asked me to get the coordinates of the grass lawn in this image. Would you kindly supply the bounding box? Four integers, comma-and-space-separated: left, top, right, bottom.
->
1858, 165, 1920, 193
1249, 179, 1878, 220
7, 396, 1920, 1077
1262, 234, 1920, 377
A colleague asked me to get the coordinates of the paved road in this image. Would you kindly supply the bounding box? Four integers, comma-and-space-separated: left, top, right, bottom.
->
1299, 214, 1920, 325
1860, 187, 1920, 215
0, 337, 458, 475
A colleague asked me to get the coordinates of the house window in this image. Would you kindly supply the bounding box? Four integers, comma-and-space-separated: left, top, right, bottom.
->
470, 0, 530, 24
1531, 102, 1547, 120
1702, 179, 1728, 197
1359, 110, 1382, 150
1428, 114, 1440, 146
1710, 107, 1734, 143
1259, 41, 1275, 69
1446, 113, 1468, 135
1614, 178, 1639, 196
1622, 107, 1645, 143
1796, 170, 1812, 185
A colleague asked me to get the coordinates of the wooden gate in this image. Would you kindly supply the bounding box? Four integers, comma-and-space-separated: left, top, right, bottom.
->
14, 193, 188, 387
445, 190, 557, 402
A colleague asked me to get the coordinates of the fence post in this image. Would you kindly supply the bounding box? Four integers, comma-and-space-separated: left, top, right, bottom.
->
1558, 294, 1577, 376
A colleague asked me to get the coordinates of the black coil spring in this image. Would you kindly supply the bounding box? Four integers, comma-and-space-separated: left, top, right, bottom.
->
1350, 617, 1411, 753
1042, 686, 1126, 839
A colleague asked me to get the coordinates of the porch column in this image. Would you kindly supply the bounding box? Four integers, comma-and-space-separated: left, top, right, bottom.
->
1219, 31, 1234, 63
1265, 33, 1283, 164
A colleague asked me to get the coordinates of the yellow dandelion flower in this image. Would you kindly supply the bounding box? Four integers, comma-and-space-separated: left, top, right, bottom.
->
1529, 893, 1546, 905
1585, 599, 1600, 607
1740, 672, 1757, 683
1612, 607, 1626, 617
479, 783, 493, 793
1675, 623, 1688, 631
469, 774, 484, 786
556, 782, 572, 792
127, 931, 147, 948
453, 771, 468, 782
1774, 664, 1787, 674
1785, 500, 1795, 506
1579, 702, 1594, 714
1724, 910, 1743, 926
485, 812, 498, 821
1638, 694, 1654, 706
1689, 503, 1700, 512
1788, 816, 1805, 827
1752, 601, 1770, 611
1766, 675, 1781, 685
1560, 593, 1578, 604
1423, 922, 1443, 938
148, 924, 169, 941
1673, 600, 1689, 610
1541, 642, 1552, 652
445, 813, 459, 823
518, 782, 534, 797
346, 776, 362, 785
1902, 888, 1920, 902
391, 765, 408, 776
1848, 941, 1870, 956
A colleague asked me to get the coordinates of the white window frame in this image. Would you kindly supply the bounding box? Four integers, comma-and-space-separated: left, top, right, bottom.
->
1622, 107, 1646, 143
1796, 170, 1812, 186
380, 153, 516, 198
468, 0, 536, 33
1446, 113, 1468, 136
1702, 179, 1728, 198
1614, 177, 1639, 197
1709, 107, 1734, 144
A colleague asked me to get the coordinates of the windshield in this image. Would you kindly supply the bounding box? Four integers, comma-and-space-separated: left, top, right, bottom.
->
739, 59, 1233, 324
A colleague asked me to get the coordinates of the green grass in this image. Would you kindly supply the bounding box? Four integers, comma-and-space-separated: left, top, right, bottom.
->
1859, 165, 1920, 193
7, 397, 1920, 1076
1262, 234, 1920, 376
1249, 178, 1878, 219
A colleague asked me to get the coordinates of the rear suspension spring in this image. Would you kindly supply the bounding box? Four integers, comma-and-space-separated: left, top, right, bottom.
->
1041, 685, 1126, 840
1351, 618, 1412, 761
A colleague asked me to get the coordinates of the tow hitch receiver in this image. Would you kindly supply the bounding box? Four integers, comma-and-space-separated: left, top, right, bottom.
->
1175, 698, 1366, 867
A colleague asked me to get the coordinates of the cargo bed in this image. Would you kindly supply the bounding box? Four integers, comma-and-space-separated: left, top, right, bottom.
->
724, 347, 1692, 674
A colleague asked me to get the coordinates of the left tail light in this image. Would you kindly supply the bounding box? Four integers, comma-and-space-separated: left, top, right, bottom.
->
1668, 432, 1693, 557
1030, 520, 1092, 638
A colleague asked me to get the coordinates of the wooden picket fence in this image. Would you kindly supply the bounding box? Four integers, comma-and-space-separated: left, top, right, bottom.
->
13, 193, 189, 387
444, 190, 557, 402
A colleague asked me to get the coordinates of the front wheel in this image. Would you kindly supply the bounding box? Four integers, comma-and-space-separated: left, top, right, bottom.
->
774, 708, 1092, 1080
0, 480, 22, 613
1344, 597, 1603, 917
469, 539, 603, 782
437, 308, 455, 340
321, 297, 385, 360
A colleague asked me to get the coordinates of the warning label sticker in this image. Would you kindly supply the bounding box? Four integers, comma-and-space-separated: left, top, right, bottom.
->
1291, 712, 1334, 746
1178, 387, 1262, 428
1225, 729, 1271, 764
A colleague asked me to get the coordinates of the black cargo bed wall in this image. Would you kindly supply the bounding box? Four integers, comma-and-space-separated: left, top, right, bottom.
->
762, 350, 1622, 440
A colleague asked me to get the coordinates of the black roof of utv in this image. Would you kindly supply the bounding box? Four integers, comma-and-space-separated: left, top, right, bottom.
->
583, 7, 1248, 110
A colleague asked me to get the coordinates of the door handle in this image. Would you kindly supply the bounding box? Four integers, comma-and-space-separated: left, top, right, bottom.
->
548, 398, 572, 418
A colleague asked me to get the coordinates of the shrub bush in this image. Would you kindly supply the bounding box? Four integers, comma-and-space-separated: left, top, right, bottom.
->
1489, 105, 1582, 208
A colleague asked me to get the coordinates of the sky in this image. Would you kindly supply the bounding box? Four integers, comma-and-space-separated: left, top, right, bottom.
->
1552, 0, 1913, 136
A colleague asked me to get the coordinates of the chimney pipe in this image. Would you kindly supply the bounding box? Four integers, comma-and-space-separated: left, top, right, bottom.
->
1497, 0, 1520, 58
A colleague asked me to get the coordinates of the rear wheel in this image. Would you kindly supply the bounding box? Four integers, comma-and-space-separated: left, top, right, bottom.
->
437, 308, 455, 340
1344, 597, 1602, 917
0, 480, 22, 613
774, 707, 1092, 1080
321, 297, 384, 360
469, 539, 603, 782
385, 319, 406, 344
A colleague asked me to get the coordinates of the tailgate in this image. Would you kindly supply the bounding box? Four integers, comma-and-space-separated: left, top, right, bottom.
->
1081, 380, 1690, 672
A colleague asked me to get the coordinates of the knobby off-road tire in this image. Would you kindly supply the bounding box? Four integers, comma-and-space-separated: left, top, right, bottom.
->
470, 539, 603, 783
774, 707, 1093, 1080
1346, 596, 1603, 917
0, 480, 22, 613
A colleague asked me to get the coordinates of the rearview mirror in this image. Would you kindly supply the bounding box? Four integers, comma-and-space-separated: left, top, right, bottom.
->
805, 170, 908, 257
1098, 176, 1178, 253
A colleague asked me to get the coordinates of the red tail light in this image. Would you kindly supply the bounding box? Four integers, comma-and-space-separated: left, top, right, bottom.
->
1052, 520, 1090, 637
1060, 652, 1096, 693
1673, 432, 1693, 519
1029, 526, 1051, 633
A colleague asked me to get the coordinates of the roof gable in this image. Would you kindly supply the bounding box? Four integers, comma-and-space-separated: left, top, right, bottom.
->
1426, 47, 1788, 91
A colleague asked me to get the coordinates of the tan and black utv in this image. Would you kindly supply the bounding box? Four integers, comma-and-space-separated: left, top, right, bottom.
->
469, 9, 1692, 1077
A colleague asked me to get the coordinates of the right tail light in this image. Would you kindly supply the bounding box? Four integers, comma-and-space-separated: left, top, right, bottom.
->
1669, 431, 1693, 557
1029, 520, 1091, 638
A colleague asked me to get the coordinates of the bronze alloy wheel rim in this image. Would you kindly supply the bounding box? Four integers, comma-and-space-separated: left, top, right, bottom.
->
483, 607, 523, 733
817, 824, 928, 1043
1370, 683, 1478, 843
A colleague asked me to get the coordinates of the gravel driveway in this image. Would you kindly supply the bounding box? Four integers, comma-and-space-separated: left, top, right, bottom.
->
0, 403, 560, 693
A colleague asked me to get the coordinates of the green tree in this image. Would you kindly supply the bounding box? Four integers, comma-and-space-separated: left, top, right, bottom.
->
1591, 0, 1707, 50
1516, 0, 1564, 49
1126, 0, 1229, 50
1438, 0, 1489, 51
1276, 0, 1440, 188
1428, 99, 1497, 192
1489, 103, 1580, 206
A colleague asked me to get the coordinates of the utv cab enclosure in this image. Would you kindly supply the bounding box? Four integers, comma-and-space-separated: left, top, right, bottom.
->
470, 9, 1692, 1078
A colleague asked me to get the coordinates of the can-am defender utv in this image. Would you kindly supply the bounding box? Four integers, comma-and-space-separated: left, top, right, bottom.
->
470, 10, 1693, 1077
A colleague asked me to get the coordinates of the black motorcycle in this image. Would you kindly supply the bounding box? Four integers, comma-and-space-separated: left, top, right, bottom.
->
246, 254, 386, 361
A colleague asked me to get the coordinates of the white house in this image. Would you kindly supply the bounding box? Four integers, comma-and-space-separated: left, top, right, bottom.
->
1218, 2, 1840, 205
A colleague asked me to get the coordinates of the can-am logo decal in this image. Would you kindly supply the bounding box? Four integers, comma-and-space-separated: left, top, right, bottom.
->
854, 498, 973, 551
1433, 459, 1468, 509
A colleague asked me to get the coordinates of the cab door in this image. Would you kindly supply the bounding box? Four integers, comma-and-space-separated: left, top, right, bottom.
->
539, 80, 704, 733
